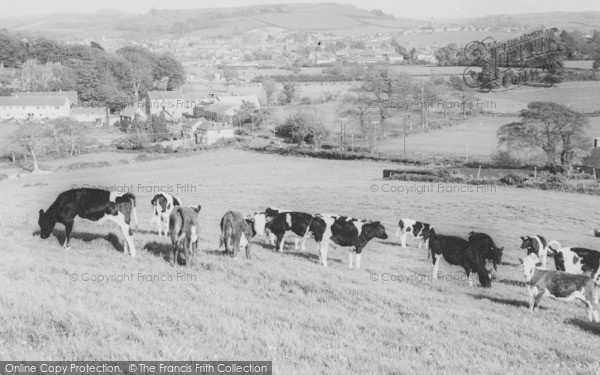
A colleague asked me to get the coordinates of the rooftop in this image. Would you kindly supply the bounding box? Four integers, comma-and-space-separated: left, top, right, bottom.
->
12, 91, 77, 102
0, 96, 70, 107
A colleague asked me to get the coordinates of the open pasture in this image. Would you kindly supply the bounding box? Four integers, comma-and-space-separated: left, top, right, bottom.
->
1, 150, 599, 373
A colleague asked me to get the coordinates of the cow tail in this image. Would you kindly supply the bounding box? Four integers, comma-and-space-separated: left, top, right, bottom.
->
547, 240, 562, 252
123, 193, 138, 229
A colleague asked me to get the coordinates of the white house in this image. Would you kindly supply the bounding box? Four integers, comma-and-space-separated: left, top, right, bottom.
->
12, 91, 78, 107
0, 96, 70, 121
70, 107, 106, 125
195, 120, 235, 145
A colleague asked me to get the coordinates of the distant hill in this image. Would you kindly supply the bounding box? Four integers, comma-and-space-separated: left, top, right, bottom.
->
0, 3, 598, 41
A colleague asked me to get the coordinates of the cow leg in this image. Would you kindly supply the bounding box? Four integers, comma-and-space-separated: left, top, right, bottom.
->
170, 244, 177, 266
268, 232, 276, 246
63, 221, 73, 249
400, 233, 407, 248
348, 252, 354, 269
105, 212, 136, 256
294, 238, 300, 251
277, 234, 285, 253
356, 252, 362, 269
319, 241, 329, 267
431, 253, 442, 281
301, 237, 306, 252
532, 291, 544, 311
185, 239, 192, 267
418, 238, 423, 249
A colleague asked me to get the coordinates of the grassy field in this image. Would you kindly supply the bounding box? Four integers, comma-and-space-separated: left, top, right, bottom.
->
1, 149, 599, 373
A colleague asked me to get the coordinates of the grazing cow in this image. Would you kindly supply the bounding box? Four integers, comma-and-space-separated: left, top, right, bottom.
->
468, 232, 504, 272
150, 192, 182, 237
169, 205, 201, 267
38, 188, 138, 256
265, 212, 317, 253
423, 229, 491, 287
253, 207, 306, 250
547, 241, 600, 284
219, 211, 255, 259
521, 254, 599, 322
311, 215, 388, 269
520, 235, 549, 268
396, 219, 432, 250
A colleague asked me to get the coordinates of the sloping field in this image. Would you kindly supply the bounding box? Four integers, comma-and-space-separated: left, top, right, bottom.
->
1, 149, 599, 373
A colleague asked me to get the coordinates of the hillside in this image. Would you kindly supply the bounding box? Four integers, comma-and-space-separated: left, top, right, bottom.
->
1, 3, 598, 41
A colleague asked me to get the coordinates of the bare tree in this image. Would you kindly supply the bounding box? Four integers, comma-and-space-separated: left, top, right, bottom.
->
262, 78, 277, 107
13, 121, 49, 172
219, 64, 239, 92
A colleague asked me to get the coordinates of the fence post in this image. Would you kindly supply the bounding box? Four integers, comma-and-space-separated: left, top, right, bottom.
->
477, 165, 481, 179
534, 166, 537, 179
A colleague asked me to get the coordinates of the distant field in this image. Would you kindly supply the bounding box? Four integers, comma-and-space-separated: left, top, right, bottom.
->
2, 149, 600, 373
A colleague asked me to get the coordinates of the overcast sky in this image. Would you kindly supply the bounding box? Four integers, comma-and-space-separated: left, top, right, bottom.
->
2, 0, 599, 19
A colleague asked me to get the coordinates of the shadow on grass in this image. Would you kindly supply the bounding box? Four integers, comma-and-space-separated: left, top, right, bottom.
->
281, 251, 342, 265
472, 294, 547, 310
144, 241, 171, 262
568, 318, 600, 335
41, 228, 125, 252
497, 278, 526, 287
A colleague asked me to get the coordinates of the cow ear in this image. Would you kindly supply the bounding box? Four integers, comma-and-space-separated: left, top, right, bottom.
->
39, 209, 44, 215
520, 236, 525, 241
196, 205, 202, 213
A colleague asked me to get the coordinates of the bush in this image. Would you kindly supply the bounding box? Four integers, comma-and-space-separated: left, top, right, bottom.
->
499, 173, 526, 185
300, 96, 312, 105
491, 149, 522, 168
113, 134, 150, 150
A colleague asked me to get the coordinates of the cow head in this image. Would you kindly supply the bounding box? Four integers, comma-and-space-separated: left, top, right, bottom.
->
521, 253, 541, 281
364, 221, 388, 240
478, 270, 492, 288
252, 212, 267, 236
520, 236, 537, 255
38, 209, 56, 239
422, 227, 436, 240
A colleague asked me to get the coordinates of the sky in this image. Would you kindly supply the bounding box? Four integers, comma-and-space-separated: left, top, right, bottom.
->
1, 0, 599, 19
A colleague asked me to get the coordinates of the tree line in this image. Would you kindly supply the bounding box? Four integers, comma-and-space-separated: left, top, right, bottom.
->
0, 30, 186, 112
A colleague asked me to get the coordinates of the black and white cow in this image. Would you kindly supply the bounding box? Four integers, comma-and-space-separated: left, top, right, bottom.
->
468, 232, 504, 272
219, 211, 255, 259
150, 192, 182, 237
396, 219, 432, 250
264, 212, 318, 253
520, 235, 549, 268
38, 188, 138, 256
253, 207, 306, 251
169, 205, 201, 267
423, 229, 491, 287
546, 241, 600, 284
521, 253, 599, 322
311, 214, 388, 269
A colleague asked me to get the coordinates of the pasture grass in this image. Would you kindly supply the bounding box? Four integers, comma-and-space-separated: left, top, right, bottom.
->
1, 149, 599, 374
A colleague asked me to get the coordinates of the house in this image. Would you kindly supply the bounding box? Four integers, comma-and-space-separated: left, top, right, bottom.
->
70, 107, 106, 125
386, 53, 405, 63
195, 120, 235, 145
193, 95, 260, 122
119, 106, 147, 125
576, 138, 600, 177
146, 91, 207, 119
0, 96, 70, 121
12, 91, 78, 107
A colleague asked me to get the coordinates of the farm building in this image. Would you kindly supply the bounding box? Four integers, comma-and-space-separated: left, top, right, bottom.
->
70, 107, 106, 125
193, 95, 260, 122
12, 91, 78, 107
119, 106, 147, 125
194, 121, 235, 145
0, 96, 70, 120
146, 91, 207, 119
576, 140, 600, 176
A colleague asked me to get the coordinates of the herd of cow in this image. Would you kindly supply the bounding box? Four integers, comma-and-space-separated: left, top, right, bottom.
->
37, 188, 600, 322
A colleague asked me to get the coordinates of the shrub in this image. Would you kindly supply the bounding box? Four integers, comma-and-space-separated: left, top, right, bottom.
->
499, 173, 526, 185
113, 134, 150, 151
491, 149, 522, 168
300, 96, 312, 105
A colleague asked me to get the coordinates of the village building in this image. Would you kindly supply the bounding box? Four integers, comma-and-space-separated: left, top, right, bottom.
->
146, 91, 207, 119
69, 107, 106, 125
0, 96, 70, 121
119, 106, 147, 125
194, 120, 235, 145
12, 91, 78, 107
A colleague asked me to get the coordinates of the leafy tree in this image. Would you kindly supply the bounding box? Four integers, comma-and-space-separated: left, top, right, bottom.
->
117, 46, 157, 104
90, 41, 105, 51
219, 64, 239, 91
276, 107, 329, 147
339, 89, 376, 150
350, 41, 366, 49
448, 75, 478, 117
497, 102, 589, 167
434, 43, 467, 66
390, 39, 410, 60
0, 31, 26, 67
335, 41, 346, 49
153, 52, 186, 90
262, 78, 277, 107
361, 66, 400, 138
280, 82, 299, 104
